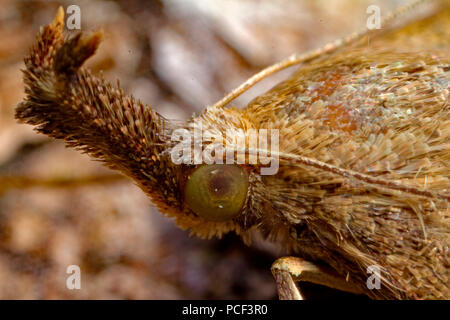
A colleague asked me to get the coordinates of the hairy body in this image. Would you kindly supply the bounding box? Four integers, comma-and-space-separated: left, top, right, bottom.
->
16, 5, 449, 299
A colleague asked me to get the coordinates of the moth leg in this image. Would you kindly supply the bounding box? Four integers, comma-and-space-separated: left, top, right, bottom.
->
271, 256, 364, 300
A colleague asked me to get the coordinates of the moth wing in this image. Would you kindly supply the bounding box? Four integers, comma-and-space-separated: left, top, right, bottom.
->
248, 3, 450, 299
367, 3, 450, 51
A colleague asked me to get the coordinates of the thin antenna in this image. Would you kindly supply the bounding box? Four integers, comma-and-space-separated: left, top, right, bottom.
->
237, 146, 450, 201
211, 0, 430, 110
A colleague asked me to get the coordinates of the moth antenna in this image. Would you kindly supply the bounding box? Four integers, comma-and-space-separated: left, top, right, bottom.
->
211, 0, 432, 109
280, 152, 448, 200
238, 146, 450, 201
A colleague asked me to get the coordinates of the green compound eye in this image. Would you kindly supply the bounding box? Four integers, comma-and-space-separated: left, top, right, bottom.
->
184, 164, 249, 222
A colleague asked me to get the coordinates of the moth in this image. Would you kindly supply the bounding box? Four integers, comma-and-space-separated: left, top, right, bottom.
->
16, 1, 449, 299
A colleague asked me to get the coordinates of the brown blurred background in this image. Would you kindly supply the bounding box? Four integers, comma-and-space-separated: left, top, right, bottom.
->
0, 0, 422, 299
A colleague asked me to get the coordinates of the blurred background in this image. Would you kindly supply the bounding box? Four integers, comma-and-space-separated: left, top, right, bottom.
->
0, 0, 427, 299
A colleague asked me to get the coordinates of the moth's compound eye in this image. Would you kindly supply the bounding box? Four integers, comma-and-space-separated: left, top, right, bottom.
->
184, 164, 249, 222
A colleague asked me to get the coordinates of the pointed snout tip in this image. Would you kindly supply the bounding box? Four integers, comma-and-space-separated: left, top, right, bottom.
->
52, 7, 65, 27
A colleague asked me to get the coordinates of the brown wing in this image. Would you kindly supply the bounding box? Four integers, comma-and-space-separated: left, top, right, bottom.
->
369, 2, 450, 51
245, 4, 449, 299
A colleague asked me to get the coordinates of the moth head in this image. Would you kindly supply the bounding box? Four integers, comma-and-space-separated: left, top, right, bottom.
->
148, 106, 264, 240
16, 9, 274, 243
